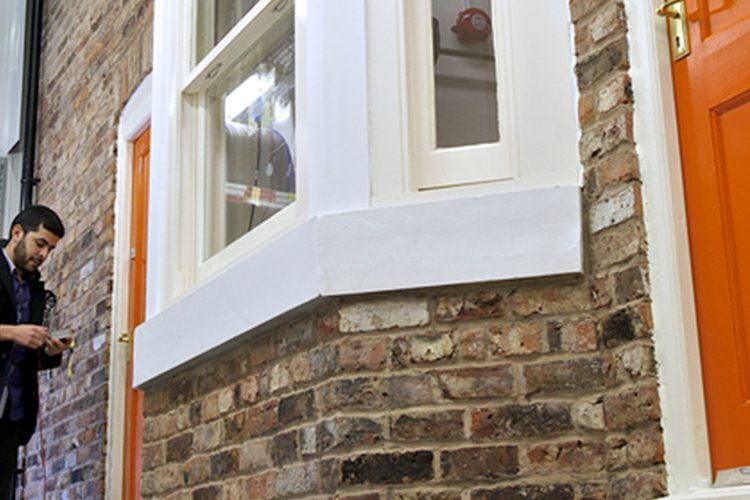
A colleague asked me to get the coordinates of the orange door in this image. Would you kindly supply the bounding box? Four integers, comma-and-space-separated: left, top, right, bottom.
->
668, 0, 750, 475
123, 128, 150, 498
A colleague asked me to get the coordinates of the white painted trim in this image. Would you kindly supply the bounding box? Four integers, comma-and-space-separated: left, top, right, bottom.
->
625, 0, 714, 496
133, 184, 582, 386
106, 73, 152, 500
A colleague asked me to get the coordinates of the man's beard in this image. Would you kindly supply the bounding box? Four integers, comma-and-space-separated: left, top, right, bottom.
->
13, 235, 39, 273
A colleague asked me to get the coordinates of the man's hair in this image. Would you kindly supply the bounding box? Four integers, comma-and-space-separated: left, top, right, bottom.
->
10, 205, 65, 239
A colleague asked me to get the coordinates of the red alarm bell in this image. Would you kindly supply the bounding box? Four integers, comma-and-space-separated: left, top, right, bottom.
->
450, 8, 492, 43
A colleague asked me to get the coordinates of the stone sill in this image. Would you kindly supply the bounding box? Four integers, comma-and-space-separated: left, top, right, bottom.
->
133, 184, 582, 387
664, 485, 750, 499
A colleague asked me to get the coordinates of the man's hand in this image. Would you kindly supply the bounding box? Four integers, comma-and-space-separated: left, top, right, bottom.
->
0, 324, 49, 349
44, 337, 70, 356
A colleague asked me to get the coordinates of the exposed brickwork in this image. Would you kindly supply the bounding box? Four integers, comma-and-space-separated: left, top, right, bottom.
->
19, 0, 153, 498
24, 0, 667, 497
135, 0, 666, 498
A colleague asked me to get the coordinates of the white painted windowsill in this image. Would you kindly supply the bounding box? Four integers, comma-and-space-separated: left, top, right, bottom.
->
663, 485, 750, 499
133, 184, 582, 387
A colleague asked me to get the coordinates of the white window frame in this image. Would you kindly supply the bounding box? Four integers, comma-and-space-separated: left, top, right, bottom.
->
182, 0, 305, 281
136, 0, 583, 385
404, 0, 515, 190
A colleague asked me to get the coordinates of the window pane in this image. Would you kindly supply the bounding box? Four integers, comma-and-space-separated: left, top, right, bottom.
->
204, 16, 295, 258
196, 0, 264, 62
432, 0, 500, 148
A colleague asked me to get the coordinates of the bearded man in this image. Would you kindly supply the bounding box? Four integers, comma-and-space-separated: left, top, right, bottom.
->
0, 205, 69, 499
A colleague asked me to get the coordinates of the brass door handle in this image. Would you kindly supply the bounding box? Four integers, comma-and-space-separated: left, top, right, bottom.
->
656, 0, 691, 61
117, 331, 132, 344
656, 0, 684, 18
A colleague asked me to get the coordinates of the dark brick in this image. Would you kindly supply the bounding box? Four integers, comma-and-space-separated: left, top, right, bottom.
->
278, 389, 314, 426
524, 357, 606, 396
472, 484, 575, 500
471, 403, 572, 439
193, 485, 220, 500
317, 377, 385, 413
342, 451, 434, 485
272, 431, 298, 466
166, 432, 193, 462
224, 411, 249, 443
438, 365, 514, 399
310, 344, 339, 379
391, 411, 464, 442
320, 458, 341, 494
615, 266, 647, 303
210, 449, 239, 479
547, 321, 562, 352
441, 446, 519, 480
603, 309, 636, 347
575, 38, 629, 89
318, 417, 383, 452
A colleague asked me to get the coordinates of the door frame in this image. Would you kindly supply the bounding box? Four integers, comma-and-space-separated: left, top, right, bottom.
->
625, 1, 750, 497
105, 73, 152, 500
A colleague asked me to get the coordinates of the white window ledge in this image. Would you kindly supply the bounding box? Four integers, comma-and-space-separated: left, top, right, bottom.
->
133, 184, 582, 386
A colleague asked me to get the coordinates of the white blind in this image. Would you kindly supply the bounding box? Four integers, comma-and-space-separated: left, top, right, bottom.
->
0, 0, 27, 155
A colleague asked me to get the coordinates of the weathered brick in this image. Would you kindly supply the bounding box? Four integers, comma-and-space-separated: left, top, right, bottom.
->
272, 431, 298, 466
591, 218, 646, 269
320, 458, 342, 494
441, 446, 519, 480
182, 455, 211, 486
238, 438, 272, 472
391, 411, 464, 442
210, 448, 239, 479
315, 417, 383, 453
339, 337, 388, 371
276, 462, 319, 497
393, 333, 455, 365
269, 362, 291, 394
192, 485, 220, 500
598, 74, 632, 113
193, 420, 223, 452
278, 389, 314, 426
572, 398, 606, 430
576, 38, 629, 90
435, 291, 506, 322
438, 365, 514, 399
309, 344, 339, 380
244, 470, 277, 499
614, 265, 648, 304
526, 439, 606, 474
288, 351, 312, 383
608, 343, 656, 383
609, 471, 667, 500
591, 183, 640, 233
166, 432, 193, 462
239, 374, 260, 404
512, 283, 592, 317
597, 148, 640, 189
453, 327, 492, 361
471, 403, 572, 439
392, 492, 461, 500
387, 374, 442, 408
550, 318, 599, 353
569, 0, 608, 22
580, 111, 633, 162
141, 442, 165, 470
602, 309, 636, 347
342, 451, 434, 485
340, 298, 430, 332
607, 435, 629, 471
472, 483, 575, 500
317, 377, 386, 413
524, 357, 606, 396
490, 322, 547, 356
627, 425, 665, 466
247, 400, 279, 437
605, 384, 661, 429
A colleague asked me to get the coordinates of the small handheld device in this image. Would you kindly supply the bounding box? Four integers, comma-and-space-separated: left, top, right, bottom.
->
49, 328, 72, 340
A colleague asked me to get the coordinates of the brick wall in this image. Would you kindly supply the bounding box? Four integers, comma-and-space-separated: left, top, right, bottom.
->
18, 0, 153, 498
139, 0, 668, 498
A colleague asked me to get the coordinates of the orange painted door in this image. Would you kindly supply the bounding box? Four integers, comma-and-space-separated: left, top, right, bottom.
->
123, 128, 150, 498
669, 0, 750, 475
